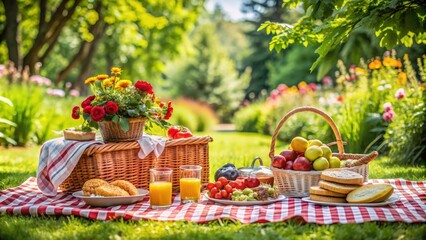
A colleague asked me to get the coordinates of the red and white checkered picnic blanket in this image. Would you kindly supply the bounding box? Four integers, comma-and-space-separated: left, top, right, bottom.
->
1, 178, 425, 224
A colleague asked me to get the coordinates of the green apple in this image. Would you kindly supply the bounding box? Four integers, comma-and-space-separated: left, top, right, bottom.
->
329, 156, 341, 168
304, 146, 323, 161
308, 139, 323, 147
320, 145, 332, 160
313, 157, 329, 171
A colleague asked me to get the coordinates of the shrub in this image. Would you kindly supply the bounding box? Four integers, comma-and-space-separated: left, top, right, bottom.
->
168, 98, 218, 132
232, 103, 267, 133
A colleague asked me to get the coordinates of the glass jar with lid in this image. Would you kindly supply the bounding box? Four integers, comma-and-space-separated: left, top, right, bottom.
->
238, 157, 274, 186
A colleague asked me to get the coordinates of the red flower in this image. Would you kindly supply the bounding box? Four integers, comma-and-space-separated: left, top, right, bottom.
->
164, 101, 173, 120
90, 106, 105, 121
105, 101, 119, 115
81, 95, 95, 108
135, 80, 154, 94
71, 106, 80, 119
83, 105, 92, 114
337, 95, 344, 102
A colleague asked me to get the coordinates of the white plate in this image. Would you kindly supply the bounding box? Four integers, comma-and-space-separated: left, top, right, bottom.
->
72, 189, 149, 207
301, 194, 400, 207
204, 193, 285, 206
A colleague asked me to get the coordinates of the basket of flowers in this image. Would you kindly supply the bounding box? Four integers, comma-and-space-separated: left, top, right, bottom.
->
269, 106, 378, 197
59, 67, 212, 193
69, 67, 173, 142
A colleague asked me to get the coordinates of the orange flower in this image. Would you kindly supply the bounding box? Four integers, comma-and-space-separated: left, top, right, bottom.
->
355, 67, 366, 75
84, 77, 97, 84
111, 67, 122, 74
397, 72, 407, 85
382, 57, 396, 67
115, 80, 132, 91
102, 78, 114, 87
394, 60, 402, 68
368, 59, 382, 70
96, 74, 109, 80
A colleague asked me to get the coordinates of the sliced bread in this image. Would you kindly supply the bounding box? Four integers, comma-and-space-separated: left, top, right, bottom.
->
310, 194, 347, 203
309, 186, 347, 197
346, 183, 394, 203
320, 169, 364, 185
318, 180, 360, 194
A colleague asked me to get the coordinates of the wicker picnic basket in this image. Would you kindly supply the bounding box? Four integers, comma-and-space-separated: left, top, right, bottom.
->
59, 136, 212, 193
269, 106, 378, 198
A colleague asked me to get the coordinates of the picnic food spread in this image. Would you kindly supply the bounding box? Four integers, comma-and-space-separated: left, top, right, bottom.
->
82, 179, 138, 197
309, 170, 394, 204
8, 106, 420, 224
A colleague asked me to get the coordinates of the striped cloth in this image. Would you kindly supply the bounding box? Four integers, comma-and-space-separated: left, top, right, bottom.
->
36, 138, 103, 196
1, 178, 425, 224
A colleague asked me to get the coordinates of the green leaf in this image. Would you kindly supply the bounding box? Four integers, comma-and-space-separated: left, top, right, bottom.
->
0, 118, 17, 127
89, 120, 98, 129
379, 30, 398, 49
119, 117, 130, 132
112, 115, 119, 123
0, 96, 13, 107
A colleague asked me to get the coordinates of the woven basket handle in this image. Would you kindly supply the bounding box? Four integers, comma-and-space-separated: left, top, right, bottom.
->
269, 106, 345, 161
349, 151, 378, 167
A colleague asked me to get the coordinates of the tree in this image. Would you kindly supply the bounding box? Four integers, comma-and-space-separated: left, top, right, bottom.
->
241, 0, 299, 99
169, 23, 249, 122
259, 0, 426, 78
0, 0, 204, 89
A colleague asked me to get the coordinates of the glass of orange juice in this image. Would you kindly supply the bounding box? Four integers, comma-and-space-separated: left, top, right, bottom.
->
149, 168, 173, 209
180, 165, 202, 203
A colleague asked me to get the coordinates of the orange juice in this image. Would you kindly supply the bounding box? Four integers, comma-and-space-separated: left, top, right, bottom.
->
180, 178, 201, 202
149, 181, 172, 207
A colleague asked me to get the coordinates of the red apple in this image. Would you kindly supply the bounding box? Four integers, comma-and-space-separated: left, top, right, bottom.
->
244, 177, 260, 188
284, 160, 294, 170
293, 156, 312, 171
271, 155, 286, 168
280, 150, 298, 162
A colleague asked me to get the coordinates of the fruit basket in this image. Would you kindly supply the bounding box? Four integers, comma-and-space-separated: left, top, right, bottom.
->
270, 106, 378, 198
59, 136, 212, 193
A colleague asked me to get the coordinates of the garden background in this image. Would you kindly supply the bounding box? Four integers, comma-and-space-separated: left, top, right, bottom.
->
0, 0, 425, 239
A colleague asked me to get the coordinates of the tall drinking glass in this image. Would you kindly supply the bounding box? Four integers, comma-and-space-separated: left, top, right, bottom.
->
149, 168, 173, 209
180, 165, 202, 203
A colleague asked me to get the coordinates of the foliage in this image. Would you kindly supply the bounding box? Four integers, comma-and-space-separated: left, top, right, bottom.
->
72, 68, 173, 132
267, 45, 319, 88
169, 22, 249, 122
1, 133, 426, 239
259, 0, 426, 78
0, 0, 204, 91
241, 0, 293, 98
0, 83, 43, 146
384, 54, 426, 164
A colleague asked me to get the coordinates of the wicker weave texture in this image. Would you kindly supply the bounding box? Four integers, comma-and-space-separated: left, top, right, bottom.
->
269, 106, 378, 197
98, 118, 146, 142
59, 136, 213, 193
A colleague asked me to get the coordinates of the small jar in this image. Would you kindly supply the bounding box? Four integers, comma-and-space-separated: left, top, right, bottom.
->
238, 157, 274, 186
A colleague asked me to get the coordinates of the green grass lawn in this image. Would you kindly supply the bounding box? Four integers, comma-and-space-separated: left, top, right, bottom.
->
1, 132, 426, 240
